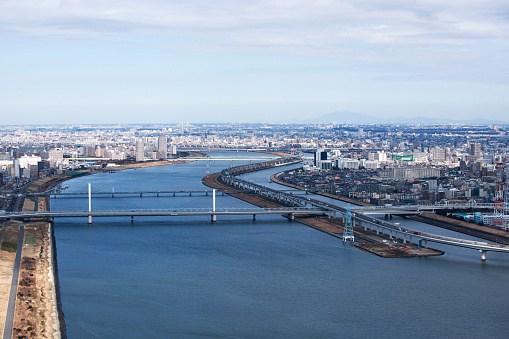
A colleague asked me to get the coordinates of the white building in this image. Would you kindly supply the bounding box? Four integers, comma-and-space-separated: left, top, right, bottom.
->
157, 135, 167, 160
136, 139, 145, 162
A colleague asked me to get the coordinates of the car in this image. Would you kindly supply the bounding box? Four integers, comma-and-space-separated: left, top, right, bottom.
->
413, 231, 420, 235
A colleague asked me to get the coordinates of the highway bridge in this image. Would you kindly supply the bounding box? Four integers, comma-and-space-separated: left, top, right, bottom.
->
0, 207, 328, 222
5, 155, 509, 261
350, 203, 496, 215
219, 158, 509, 261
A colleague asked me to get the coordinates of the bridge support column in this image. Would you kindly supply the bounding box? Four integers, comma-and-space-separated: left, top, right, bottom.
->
363, 222, 367, 231
480, 250, 487, 261
140, 193, 143, 197
289, 213, 294, 221
88, 183, 92, 224
403, 234, 406, 244
157, 192, 159, 197
131, 216, 134, 223
253, 214, 256, 221
376, 226, 379, 235
173, 193, 176, 197
211, 214, 217, 222
389, 230, 392, 240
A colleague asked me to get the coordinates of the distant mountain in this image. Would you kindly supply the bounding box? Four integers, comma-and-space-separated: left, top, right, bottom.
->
303, 111, 508, 125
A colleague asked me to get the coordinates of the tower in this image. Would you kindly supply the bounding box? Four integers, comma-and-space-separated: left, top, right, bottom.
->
157, 135, 167, 160
135, 139, 144, 162
470, 143, 481, 161
343, 204, 355, 242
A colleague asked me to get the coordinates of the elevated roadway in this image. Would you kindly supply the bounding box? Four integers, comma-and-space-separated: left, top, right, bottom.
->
219, 158, 509, 261
350, 203, 496, 215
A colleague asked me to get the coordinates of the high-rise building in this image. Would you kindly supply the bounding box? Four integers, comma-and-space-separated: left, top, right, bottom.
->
157, 135, 167, 160
13, 159, 20, 178
433, 147, 446, 162
135, 139, 145, 162
470, 143, 481, 160
48, 148, 63, 162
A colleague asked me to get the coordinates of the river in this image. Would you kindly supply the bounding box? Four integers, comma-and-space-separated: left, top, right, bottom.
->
52, 151, 509, 338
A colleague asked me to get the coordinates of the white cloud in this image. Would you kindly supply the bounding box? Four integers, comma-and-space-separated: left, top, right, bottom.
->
1, 1, 508, 43
1, 0, 509, 83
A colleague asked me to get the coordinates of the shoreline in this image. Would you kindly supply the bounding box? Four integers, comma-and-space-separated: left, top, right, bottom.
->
2, 152, 207, 338
271, 169, 509, 245
202, 172, 443, 258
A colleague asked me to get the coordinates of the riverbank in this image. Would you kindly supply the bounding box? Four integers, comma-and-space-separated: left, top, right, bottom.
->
202, 172, 443, 258
271, 169, 509, 245
0, 152, 207, 338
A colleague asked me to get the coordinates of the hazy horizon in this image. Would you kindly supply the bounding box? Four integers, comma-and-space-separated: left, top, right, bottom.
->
1, 1, 508, 124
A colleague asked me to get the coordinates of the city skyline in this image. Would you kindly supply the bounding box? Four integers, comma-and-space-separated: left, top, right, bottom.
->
1, 1, 508, 124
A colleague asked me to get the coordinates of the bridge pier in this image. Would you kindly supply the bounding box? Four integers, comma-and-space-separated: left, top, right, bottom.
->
88, 183, 92, 224
403, 234, 406, 244
253, 214, 256, 221
480, 250, 487, 261
131, 216, 134, 223
211, 214, 216, 222
376, 226, 379, 235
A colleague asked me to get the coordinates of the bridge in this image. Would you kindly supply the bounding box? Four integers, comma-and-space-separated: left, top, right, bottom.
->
350, 203, 496, 215
1, 207, 328, 222
4, 155, 509, 261
218, 160, 509, 261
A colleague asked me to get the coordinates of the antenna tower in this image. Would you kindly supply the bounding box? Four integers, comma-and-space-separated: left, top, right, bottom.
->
343, 203, 355, 242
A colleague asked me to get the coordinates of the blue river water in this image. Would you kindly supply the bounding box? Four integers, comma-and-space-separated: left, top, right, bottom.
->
52, 152, 509, 338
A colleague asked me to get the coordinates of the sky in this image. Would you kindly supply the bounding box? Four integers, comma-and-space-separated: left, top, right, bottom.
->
1, 0, 508, 124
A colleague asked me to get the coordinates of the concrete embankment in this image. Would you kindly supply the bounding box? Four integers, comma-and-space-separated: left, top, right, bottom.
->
202, 172, 443, 258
